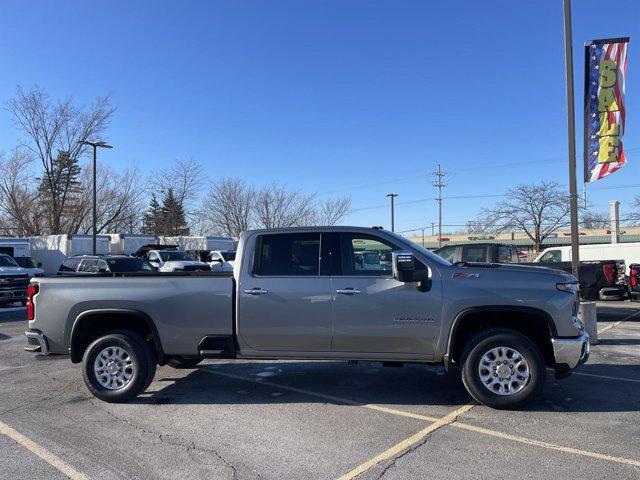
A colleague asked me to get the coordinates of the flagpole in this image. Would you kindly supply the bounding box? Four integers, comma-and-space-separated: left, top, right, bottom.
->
563, 0, 581, 279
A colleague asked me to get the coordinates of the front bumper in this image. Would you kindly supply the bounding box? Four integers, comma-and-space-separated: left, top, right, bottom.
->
552, 331, 590, 374
24, 330, 49, 356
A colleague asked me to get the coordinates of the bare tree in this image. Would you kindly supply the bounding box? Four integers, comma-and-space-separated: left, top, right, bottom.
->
199, 178, 255, 237
149, 157, 206, 228
69, 164, 146, 234
254, 183, 316, 229
311, 197, 351, 226
480, 182, 570, 252
0, 149, 43, 236
628, 196, 640, 226
465, 219, 496, 235
580, 210, 610, 229
7, 86, 114, 233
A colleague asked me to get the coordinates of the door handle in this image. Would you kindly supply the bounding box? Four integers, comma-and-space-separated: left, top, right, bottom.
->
336, 288, 361, 295
244, 288, 269, 295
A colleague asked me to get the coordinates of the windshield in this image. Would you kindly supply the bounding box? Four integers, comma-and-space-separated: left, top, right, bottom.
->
107, 258, 156, 272
385, 231, 452, 267
13, 257, 36, 269
221, 251, 236, 261
0, 255, 19, 267
159, 251, 190, 262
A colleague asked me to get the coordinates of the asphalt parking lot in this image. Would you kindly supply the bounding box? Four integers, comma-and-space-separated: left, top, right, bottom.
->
1, 301, 639, 480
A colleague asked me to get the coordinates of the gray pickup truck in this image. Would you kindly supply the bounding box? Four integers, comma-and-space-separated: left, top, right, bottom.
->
25, 226, 589, 409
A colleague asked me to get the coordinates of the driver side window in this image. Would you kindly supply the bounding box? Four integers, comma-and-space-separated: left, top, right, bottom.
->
338, 234, 397, 277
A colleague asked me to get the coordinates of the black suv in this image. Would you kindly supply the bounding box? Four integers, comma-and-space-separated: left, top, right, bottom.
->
57, 255, 157, 275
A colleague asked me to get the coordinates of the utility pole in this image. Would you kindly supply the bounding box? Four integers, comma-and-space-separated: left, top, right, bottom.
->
431, 222, 435, 236
562, 0, 580, 278
432, 164, 446, 248
386, 193, 398, 232
421, 228, 425, 247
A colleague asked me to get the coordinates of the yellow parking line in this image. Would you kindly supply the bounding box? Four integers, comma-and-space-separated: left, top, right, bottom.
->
203, 368, 440, 422
451, 422, 640, 468
203, 367, 640, 472
597, 310, 640, 334
337, 404, 474, 480
0, 419, 91, 480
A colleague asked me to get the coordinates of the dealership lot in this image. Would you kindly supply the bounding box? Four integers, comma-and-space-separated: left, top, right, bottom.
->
1, 302, 639, 480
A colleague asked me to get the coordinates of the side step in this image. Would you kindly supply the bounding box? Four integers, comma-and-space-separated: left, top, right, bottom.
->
197, 335, 236, 358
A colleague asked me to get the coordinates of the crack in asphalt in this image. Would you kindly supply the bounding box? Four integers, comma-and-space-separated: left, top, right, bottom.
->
89, 398, 242, 479
374, 405, 477, 480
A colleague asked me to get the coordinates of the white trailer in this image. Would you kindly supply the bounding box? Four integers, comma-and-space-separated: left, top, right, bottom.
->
107, 234, 157, 256
157, 236, 235, 252
30, 235, 111, 275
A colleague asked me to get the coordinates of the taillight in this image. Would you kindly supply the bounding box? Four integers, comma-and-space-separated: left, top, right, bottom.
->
26, 283, 38, 321
602, 264, 616, 284
631, 267, 639, 287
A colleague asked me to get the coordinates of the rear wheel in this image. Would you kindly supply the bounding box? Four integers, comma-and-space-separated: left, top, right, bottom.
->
167, 357, 202, 369
461, 329, 545, 409
82, 330, 156, 403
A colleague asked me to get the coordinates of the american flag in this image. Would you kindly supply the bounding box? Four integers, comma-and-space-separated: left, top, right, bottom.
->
584, 38, 629, 182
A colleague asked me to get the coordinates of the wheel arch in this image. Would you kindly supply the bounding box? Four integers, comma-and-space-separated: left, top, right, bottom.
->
70, 309, 164, 364
446, 306, 557, 368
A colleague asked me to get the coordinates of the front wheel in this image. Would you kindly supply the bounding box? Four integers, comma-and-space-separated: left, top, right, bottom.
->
82, 331, 156, 403
461, 329, 545, 409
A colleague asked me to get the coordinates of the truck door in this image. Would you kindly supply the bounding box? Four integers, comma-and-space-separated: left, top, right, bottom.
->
330, 233, 441, 356
237, 232, 333, 352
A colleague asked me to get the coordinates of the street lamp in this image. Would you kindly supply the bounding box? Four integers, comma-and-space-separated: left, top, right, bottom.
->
77, 140, 113, 255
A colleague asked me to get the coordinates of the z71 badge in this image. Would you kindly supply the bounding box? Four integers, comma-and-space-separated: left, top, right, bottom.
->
452, 272, 480, 279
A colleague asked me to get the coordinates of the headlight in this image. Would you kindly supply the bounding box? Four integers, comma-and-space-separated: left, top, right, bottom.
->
557, 282, 580, 293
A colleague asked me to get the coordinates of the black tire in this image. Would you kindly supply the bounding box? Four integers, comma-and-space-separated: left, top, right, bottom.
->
461, 328, 545, 410
167, 357, 202, 369
82, 330, 156, 403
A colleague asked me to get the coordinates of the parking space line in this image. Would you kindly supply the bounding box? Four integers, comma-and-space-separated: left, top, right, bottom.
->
597, 310, 640, 334
337, 404, 474, 480
0, 419, 91, 480
451, 421, 640, 468
204, 368, 640, 472
203, 368, 440, 422
572, 371, 640, 384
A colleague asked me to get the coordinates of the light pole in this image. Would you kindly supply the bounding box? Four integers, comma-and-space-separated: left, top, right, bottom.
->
77, 140, 113, 255
386, 193, 398, 232
562, 0, 580, 279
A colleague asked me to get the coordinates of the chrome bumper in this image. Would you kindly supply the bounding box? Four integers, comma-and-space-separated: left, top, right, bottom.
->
552, 331, 590, 370
24, 331, 49, 356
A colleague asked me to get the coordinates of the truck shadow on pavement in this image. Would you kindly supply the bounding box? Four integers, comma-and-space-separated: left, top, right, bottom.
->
131, 361, 640, 414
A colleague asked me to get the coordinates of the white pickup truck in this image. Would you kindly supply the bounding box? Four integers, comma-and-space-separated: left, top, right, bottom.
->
25, 227, 589, 409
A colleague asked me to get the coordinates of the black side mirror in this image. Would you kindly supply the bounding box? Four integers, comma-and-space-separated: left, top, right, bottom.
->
37, 262, 43, 268
392, 251, 431, 289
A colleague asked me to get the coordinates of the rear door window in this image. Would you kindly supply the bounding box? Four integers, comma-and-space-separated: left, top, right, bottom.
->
461, 246, 488, 262
59, 258, 81, 272
255, 233, 320, 276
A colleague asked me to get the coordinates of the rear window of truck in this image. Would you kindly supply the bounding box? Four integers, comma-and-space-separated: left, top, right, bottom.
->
255, 233, 320, 276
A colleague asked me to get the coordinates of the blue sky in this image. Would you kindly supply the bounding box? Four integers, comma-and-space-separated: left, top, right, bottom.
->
0, 0, 638, 233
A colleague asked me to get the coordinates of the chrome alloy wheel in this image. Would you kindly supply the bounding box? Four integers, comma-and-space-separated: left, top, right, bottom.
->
94, 346, 135, 390
478, 346, 530, 396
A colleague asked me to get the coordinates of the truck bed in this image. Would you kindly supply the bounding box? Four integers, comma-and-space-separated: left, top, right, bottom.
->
30, 273, 234, 356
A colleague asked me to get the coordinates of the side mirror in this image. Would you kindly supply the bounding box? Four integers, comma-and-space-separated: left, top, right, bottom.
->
37, 262, 43, 268
392, 251, 416, 282
392, 251, 431, 289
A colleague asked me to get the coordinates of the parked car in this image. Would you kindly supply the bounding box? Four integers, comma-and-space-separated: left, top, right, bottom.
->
207, 250, 236, 272
434, 243, 521, 264
532, 250, 627, 301
0, 253, 30, 305
58, 255, 157, 275
30, 234, 111, 275
25, 226, 589, 409
134, 244, 210, 272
